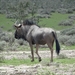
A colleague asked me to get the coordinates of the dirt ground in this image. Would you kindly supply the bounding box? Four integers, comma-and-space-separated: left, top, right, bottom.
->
0, 50, 75, 75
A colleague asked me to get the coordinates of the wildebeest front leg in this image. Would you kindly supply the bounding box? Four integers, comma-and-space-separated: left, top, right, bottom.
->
36, 44, 42, 62
29, 43, 34, 62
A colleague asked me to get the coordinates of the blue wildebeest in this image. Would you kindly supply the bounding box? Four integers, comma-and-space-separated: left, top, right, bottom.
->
14, 19, 60, 62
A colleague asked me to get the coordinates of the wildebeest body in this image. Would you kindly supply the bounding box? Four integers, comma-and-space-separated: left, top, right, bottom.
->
14, 19, 60, 62
26, 25, 55, 45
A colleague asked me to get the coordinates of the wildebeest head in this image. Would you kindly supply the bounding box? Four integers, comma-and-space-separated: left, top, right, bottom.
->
14, 21, 26, 40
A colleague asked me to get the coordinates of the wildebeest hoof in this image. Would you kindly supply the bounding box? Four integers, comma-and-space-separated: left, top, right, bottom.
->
50, 60, 53, 62
39, 57, 42, 62
39, 59, 42, 62
31, 59, 34, 62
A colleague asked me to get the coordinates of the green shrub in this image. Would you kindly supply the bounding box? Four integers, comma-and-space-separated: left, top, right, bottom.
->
8, 34, 15, 45
36, 68, 55, 75
0, 41, 6, 51
50, 9, 55, 13
0, 10, 5, 14
0, 30, 5, 39
16, 39, 24, 45
61, 27, 75, 35
65, 36, 75, 46
57, 54, 68, 59
59, 19, 74, 26
72, 7, 75, 11
59, 27, 75, 46
67, 9, 73, 14
57, 8, 68, 14
0, 45, 4, 51
6, 13, 16, 19
36, 14, 50, 18
58, 35, 70, 44
69, 14, 75, 20
0, 56, 5, 63
0, 32, 15, 44
66, 29, 75, 35
1, 35, 9, 42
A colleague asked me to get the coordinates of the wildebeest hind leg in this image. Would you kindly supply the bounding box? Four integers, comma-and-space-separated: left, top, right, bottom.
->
36, 44, 42, 62
47, 42, 53, 62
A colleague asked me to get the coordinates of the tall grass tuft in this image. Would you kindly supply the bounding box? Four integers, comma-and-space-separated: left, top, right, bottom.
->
0, 55, 5, 63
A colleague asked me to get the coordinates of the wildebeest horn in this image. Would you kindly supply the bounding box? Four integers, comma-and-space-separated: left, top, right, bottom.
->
21, 20, 23, 23
21, 20, 23, 25
14, 24, 22, 28
14, 20, 18, 25
14, 20, 22, 28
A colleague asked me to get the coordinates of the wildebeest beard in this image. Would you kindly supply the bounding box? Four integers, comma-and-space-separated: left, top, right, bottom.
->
15, 30, 26, 40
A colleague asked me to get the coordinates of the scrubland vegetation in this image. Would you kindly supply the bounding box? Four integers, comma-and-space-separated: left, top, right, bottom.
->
0, 0, 75, 75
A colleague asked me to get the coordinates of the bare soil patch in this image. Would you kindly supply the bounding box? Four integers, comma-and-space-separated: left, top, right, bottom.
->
0, 50, 75, 75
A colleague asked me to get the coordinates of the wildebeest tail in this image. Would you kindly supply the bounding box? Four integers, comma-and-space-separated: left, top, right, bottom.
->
52, 32, 60, 55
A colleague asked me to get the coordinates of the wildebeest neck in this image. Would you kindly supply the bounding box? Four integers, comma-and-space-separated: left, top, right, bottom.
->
14, 25, 40, 44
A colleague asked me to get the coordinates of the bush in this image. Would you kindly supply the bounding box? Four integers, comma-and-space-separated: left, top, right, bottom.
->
57, 8, 73, 14
61, 27, 75, 35
0, 41, 6, 51
50, 9, 55, 13
0, 28, 5, 39
12, 40, 20, 48
36, 14, 50, 18
65, 29, 75, 35
57, 8, 68, 14
68, 14, 75, 20
65, 36, 75, 46
58, 34, 75, 46
59, 19, 74, 26
37, 68, 55, 75
58, 35, 71, 44
8, 46, 17, 51
0, 56, 5, 63
0, 32, 5, 39
16, 39, 24, 45
0, 32, 15, 44
6, 13, 16, 19
72, 7, 75, 11
67, 9, 73, 14
59, 27, 75, 46
57, 54, 68, 59
0, 10, 5, 14
8, 34, 15, 45
1, 35, 10, 42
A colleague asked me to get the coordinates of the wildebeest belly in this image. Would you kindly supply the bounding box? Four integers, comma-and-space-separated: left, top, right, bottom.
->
38, 39, 46, 45
32, 33, 46, 45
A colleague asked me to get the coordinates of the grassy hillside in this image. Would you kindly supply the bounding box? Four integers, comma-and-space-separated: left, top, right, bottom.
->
0, 14, 15, 31
39, 12, 73, 30
0, 13, 74, 31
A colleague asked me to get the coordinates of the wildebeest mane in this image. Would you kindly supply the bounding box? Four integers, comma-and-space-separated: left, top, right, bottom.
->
23, 19, 40, 27
23, 19, 35, 25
